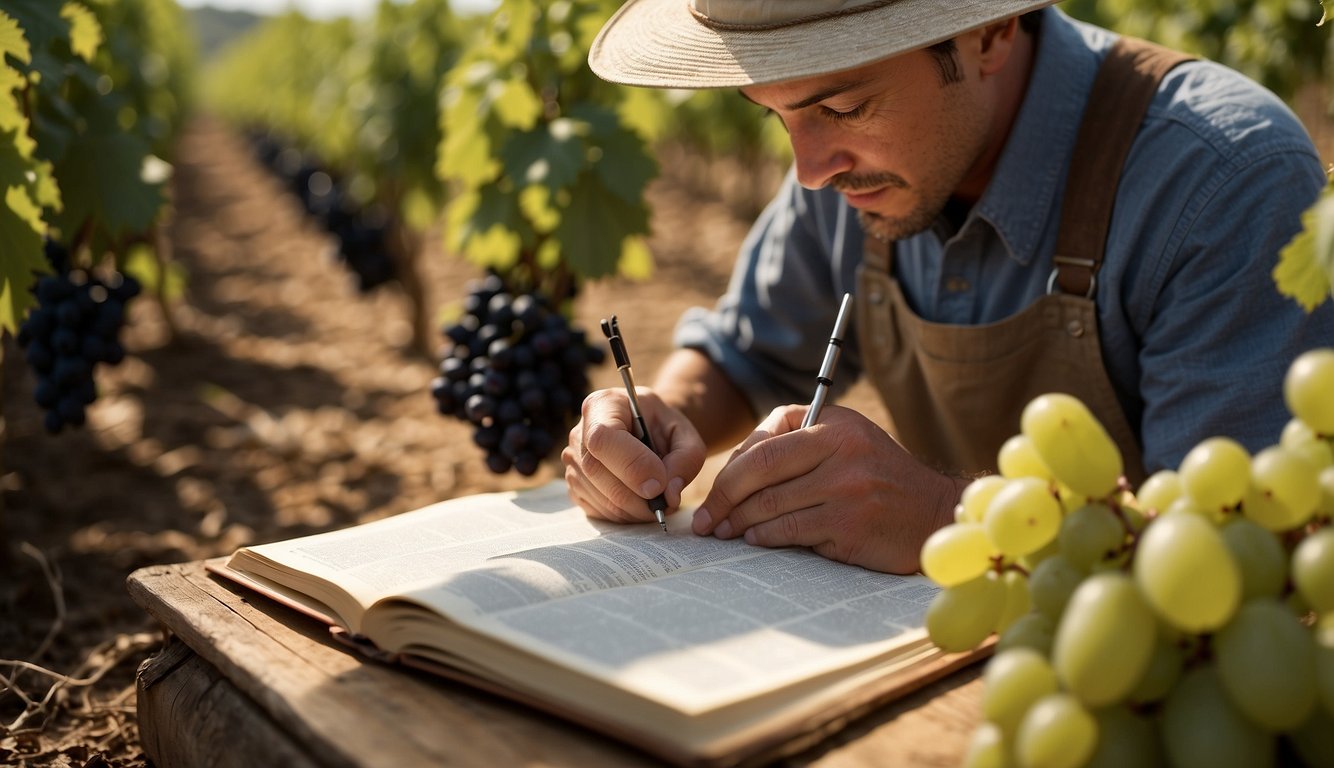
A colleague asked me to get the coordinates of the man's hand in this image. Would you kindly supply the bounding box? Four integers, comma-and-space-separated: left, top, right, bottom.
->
563, 387, 707, 524
691, 404, 968, 574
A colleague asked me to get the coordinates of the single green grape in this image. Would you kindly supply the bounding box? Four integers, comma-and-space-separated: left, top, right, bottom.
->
1057, 503, 1125, 571
1284, 348, 1334, 434
1292, 527, 1334, 613
961, 475, 1011, 523
1162, 667, 1275, 768
1051, 572, 1156, 706
1135, 469, 1182, 513
1214, 598, 1317, 732
1178, 436, 1250, 512
1280, 418, 1334, 469
921, 522, 994, 587
984, 477, 1063, 558
983, 648, 1059, 736
1242, 445, 1320, 531
1014, 693, 1098, 768
926, 573, 1006, 653
1133, 513, 1241, 633
999, 434, 1054, 481
1218, 517, 1287, 601
1029, 554, 1084, 623
1021, 393, 1123, 498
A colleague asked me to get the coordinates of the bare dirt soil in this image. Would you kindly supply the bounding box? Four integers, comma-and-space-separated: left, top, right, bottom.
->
0, 116, 887, 766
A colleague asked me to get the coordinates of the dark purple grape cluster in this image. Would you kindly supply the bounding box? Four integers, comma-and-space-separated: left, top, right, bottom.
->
15, 241, 140, 434
248, 131, 396, 293
431, 273, 605, 476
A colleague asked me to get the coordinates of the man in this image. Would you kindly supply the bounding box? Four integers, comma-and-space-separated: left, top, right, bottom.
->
562, 0, 1333, 574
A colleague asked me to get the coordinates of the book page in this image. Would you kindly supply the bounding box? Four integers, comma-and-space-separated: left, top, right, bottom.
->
382, 514, 939, 714
229, 481, 603, 632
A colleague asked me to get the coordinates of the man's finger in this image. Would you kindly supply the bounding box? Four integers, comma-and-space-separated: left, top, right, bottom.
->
698, 428, 827, 534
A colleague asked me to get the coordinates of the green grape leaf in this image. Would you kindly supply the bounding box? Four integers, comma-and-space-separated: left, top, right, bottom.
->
553, 170, 649, 279
500, 118, 586, 191
518, 184, 559, 233
439, 117, 500, 187
588, 127, 657, 205
0, 66, 34, 158
450, 183, 534, 267
492, 76, 541, 130
1274, 189, 1334, 312
58, 2, 100, 62
0, 11, 32, 65
2, 1, 66, 55
465, 224, 522, 268
0, 185, 47, 334
616, 86, 671, 143
54, 129, 163, 236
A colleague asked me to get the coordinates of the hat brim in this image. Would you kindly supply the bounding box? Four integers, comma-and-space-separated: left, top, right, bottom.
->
590, 0, 1057, 89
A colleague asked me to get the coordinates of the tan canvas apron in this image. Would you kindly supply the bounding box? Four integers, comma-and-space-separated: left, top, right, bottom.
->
855, 38, 1192, 486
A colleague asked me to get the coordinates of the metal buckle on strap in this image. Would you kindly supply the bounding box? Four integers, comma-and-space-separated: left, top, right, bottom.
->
1046, 256, 1098, 298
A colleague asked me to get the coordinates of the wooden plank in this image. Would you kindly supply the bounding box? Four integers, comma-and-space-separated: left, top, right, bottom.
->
138, 637, 324, 768
128, 561, 982, 767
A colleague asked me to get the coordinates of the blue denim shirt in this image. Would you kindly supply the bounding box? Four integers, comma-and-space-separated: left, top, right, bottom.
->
674, 7, 1333, 473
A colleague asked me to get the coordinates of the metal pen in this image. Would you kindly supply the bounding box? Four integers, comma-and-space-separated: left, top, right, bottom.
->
802, 293, 854, 429
601, 316, 669, 532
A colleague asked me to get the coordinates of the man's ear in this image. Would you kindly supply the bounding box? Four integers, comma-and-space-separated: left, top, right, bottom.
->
976, 18, 1019, 76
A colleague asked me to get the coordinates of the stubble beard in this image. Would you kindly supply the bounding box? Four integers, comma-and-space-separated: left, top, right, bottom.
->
835, 170, 954, 244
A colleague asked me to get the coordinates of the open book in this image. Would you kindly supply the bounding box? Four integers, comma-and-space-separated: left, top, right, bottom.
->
211, 481, 975, 767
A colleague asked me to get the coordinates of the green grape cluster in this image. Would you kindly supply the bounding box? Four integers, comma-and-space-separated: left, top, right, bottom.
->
920, 348, 1334, 768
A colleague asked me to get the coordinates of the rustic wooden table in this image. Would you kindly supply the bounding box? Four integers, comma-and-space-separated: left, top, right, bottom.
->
127, 561, 983, 768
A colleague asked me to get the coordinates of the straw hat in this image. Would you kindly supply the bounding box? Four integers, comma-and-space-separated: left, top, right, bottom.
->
589, 0, 1057, 89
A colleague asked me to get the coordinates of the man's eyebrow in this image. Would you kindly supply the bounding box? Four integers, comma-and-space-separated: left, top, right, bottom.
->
738, 79, 869, 112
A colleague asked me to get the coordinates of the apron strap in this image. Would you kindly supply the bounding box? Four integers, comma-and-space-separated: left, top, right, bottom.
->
1051, 38, 1194, 296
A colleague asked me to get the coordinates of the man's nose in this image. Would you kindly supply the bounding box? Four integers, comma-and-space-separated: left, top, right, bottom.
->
788, 121, 854, 190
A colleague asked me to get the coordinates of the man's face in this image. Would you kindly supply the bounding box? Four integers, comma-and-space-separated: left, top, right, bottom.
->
741, 45, 994, 242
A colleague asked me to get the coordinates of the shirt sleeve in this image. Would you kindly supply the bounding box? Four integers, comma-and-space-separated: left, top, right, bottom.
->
672, 169, 865, 417
1133, 147, 1333, 473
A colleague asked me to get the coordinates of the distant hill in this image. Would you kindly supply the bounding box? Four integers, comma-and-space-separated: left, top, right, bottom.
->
188, 6, 266, 62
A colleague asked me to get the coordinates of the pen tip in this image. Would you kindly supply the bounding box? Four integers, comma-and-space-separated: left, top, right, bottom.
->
660, 521, 668, 533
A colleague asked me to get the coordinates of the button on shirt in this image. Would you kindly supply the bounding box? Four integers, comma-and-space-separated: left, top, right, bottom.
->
673, 7, 1333, 473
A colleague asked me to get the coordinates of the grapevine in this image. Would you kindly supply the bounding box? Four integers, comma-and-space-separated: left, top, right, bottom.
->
921, 352, 1334, 767
1, 1, 190, 437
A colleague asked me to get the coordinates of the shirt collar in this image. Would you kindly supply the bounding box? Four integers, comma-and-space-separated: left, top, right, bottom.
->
969, 7, 1104, 266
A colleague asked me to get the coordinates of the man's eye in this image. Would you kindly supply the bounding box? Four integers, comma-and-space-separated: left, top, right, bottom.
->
821, 103, 867, 121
